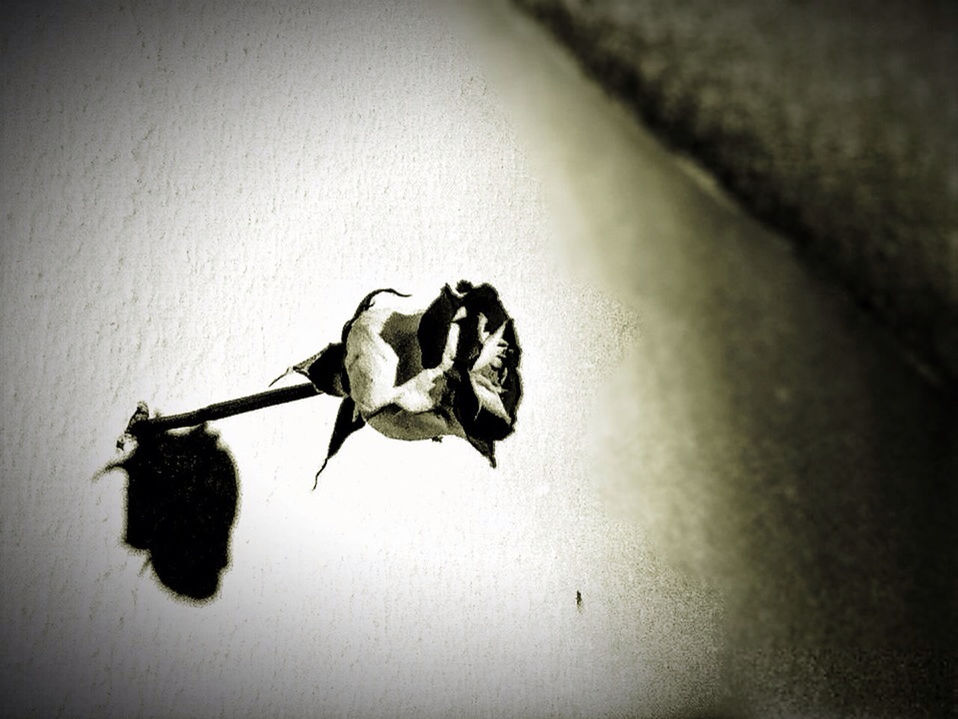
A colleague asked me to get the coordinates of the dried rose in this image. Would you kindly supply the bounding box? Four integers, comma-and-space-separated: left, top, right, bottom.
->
289, 281, 522, 477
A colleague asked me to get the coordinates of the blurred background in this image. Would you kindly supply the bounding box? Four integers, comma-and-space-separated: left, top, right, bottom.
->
516, 0, 958, 388
1, 1, 954, 717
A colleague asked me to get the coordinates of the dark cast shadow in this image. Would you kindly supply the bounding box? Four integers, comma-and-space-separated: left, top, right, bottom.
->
103, 423, 239, 602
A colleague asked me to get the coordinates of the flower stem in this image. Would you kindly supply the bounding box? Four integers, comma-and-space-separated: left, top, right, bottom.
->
128, 382, 321, 436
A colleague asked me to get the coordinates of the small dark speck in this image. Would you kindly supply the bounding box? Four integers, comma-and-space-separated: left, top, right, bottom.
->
576, 590, 583, 611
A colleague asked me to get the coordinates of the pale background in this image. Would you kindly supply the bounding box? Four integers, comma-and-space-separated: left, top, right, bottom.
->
1, 2, 952, 718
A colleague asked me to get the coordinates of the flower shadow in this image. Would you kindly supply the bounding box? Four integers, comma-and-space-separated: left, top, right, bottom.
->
104, 424, 239, 602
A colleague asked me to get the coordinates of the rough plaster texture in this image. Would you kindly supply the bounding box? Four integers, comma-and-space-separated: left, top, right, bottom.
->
0, 3, 708, 717
1, 2, 954, 718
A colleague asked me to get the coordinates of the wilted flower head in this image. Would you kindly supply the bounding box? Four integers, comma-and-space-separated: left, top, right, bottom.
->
286, 281, 522, 477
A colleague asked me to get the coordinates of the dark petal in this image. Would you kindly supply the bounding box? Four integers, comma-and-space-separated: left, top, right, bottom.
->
456, 381, 518, 443
461, 283, 509, 332
450, 286, 522, 444
417, 284, 463, 369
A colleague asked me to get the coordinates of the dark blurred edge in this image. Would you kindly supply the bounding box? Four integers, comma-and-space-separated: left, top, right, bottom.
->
511, 0, 958, 392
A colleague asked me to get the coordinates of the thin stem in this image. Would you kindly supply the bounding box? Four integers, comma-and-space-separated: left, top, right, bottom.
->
129, 382, 321, 435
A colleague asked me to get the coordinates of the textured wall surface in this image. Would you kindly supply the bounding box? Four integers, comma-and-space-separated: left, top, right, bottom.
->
1, 2, 954, 718
0, 3, 704, 717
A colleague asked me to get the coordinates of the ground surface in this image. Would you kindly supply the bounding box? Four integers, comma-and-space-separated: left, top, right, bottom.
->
1, 2, 955, 718
515, 0, 958, 387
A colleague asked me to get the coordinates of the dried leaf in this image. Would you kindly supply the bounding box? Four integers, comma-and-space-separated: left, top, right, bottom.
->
313, 396, 365, 488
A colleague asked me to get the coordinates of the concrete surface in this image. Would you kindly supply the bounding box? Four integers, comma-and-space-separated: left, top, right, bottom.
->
514, 0, 958, 388
1, 2, 954, 718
